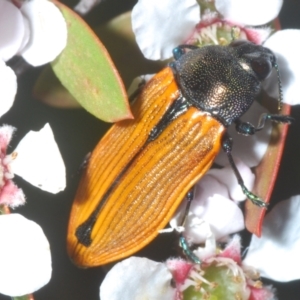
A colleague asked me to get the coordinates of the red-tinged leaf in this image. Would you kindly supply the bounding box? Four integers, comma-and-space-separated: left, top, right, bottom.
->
245, 19, 290, 236
51, 2, 132, 122
12, 295, 34, 300
245, 103, 291, 236
33, 66, 80, 108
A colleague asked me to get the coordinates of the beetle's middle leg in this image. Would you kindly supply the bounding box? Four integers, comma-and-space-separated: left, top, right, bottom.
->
180, 189, 195, 227
221, 133, 267, 208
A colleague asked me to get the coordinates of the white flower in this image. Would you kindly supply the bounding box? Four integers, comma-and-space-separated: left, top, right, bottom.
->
0, 0, 67, 117
132, 0, 200, 60
132, 0, 279, 61
0, 214, 51, 297
0, 0, 67, 66
20, 0, 67, 67
0, 0, 26, 62
263, 29, 300, 106
244, 195, 300, 282
100, 257, 176, 300
100, 236, 275, 300
12, 123, 66, 194
215, 0, 283, 26
0, 60, 17, 119
0, 1, 67, 196
0, 122, 66, 209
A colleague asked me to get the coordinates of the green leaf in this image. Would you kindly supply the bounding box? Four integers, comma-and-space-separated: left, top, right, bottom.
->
33, 66, 80, 108
52, 2, 132, 122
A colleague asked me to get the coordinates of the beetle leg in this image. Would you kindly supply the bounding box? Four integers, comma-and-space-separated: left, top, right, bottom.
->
73, 152, 91, 177
235, 113, 293, 136
180, 188, 195, 227
80, 152, 91, 169
178, 187, 201, 264
128, 77, 146, 104
222, 133, 268, 208
234, 119, 257, 135
179, 235, 201, 265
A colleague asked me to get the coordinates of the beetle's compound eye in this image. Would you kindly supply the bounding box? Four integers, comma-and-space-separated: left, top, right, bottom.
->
250, 56, 273, 80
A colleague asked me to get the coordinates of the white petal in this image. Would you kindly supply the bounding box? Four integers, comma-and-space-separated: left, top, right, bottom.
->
263, 29, 300, 105
193, 231, 217, 261
12, 124, 66, 193
74, 0, 102, 15
20, 0, 67, 66
189, 194, 244, 243
244, 196, 300, 281
171, 175, 244, 244
215, 101, 271, 168
100, 257, 176, 300
215, 0, 283, 26
244, 27, 272, 45
0, 1, 26, 61
0, 61, 17, 117
208, 159, 255, 201
132, 0, 200, 60
0, 214, 51, 297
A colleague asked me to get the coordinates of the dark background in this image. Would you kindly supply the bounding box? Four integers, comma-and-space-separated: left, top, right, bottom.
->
1, 0, 300, 299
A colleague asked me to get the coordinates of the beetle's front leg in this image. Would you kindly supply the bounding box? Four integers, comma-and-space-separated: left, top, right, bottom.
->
235, 113, 293, 135
222, 133, 267, 208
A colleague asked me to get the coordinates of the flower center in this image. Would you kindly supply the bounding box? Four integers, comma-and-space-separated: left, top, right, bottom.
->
0, 152, 17, 188
186, 18, 248, 47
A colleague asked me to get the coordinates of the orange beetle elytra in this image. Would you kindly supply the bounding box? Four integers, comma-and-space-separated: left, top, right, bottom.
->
67, 40, 292, 267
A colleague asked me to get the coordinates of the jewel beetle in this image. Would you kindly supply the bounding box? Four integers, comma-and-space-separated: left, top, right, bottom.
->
67, 40, 292, 267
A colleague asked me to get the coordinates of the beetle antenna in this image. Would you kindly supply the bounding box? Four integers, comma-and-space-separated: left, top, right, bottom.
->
274, 63, 283, 111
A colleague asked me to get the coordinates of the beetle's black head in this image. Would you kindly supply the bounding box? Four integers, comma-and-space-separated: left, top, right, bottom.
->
171, 40, 276, 126
229, 40, 276, 80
